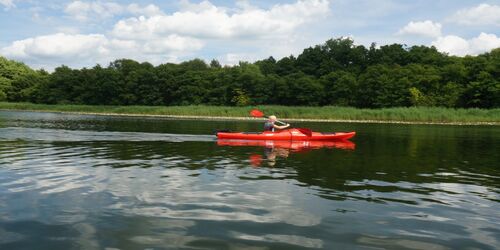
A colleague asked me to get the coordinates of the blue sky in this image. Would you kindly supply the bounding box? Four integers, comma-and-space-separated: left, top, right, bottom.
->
1, 0, 499, 69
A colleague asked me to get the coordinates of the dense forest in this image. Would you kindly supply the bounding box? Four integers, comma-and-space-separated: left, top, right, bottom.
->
1, 38, 499, 108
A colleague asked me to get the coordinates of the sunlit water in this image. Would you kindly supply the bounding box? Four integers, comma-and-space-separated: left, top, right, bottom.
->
0, 111, 499, 249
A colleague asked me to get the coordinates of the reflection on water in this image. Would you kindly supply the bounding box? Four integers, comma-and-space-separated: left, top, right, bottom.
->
217, 139, 355, 167
217, 139, 356, 151
0, 111, 499, 249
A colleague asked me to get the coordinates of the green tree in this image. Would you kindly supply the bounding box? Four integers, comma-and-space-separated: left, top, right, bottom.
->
296, 45, 325, 76
370, 44, 410, 66
235, 62, 268, 104
7, 71, 48, 102
407, 45, 448, 66
275, 56, 297, 76
265, 74, 288, 105
409, 87, 431, 107
255, 56, 277, 75
0, 56, 37, 101
231, 88, 251, 106
357, 65, 411, 108
284, 73, 324, 106
1, 37, 498, 109
320, 71, 356, 106
32, 65, 81, 104
209, 59, 221, 68
461, 71, 499, 108
434, 82, 463, 108
180, 59, 209, 71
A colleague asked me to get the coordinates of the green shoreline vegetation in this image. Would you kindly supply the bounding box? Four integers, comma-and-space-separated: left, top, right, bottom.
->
1, 102, 499, 124
1, 37, 499, 124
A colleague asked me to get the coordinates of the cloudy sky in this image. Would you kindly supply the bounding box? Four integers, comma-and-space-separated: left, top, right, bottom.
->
0, 0, 499, 69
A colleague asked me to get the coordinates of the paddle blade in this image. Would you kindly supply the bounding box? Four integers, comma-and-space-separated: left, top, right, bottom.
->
250, 109, 264, 118
297, 128, 312, 137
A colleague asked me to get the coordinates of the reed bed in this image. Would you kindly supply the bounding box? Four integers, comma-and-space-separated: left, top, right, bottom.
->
1, 102, 499, 124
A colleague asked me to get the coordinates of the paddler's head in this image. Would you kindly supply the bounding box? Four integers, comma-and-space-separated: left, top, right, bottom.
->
268, 115, 277, 122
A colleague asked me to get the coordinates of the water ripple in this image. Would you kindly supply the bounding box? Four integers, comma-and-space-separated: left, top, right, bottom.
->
0, 127, 215, 142
1, 112, 499, 249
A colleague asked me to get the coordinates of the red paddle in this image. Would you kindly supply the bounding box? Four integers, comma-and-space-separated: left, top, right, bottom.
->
250, 109, 264, 118
249, 109, 312, 136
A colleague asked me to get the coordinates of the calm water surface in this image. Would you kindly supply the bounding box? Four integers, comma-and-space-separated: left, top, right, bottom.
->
0, 111, 499, 249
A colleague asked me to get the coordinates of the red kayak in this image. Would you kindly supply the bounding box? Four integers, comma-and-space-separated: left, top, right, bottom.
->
216, 128, 355, 141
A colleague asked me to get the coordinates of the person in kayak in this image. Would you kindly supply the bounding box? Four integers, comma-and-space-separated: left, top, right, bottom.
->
264, 115, 290, 132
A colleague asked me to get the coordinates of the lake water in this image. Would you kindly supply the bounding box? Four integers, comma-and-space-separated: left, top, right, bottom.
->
0, 111, 499, 249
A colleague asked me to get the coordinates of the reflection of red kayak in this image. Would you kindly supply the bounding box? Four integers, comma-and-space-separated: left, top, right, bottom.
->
217, 139, 355, 150
216, 129, 355, 141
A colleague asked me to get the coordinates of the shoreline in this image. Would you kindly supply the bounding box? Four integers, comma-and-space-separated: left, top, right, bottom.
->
1, 108, 498, 126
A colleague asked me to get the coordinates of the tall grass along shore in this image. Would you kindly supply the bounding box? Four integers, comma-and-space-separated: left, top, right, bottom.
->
1, 102, 499, 125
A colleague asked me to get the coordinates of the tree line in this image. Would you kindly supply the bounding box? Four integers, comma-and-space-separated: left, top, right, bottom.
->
1, 37, 499, 108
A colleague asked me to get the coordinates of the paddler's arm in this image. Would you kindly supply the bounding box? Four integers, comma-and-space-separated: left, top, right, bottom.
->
273, 123, 290, 130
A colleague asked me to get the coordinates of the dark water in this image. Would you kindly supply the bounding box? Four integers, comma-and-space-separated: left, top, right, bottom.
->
0, 111, 499, 250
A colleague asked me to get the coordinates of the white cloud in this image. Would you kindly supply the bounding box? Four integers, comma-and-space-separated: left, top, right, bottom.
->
432, 35, 470, 56
112, 0, 330, 40
127, 3, 163, 17
108, 39, 138, 50
178, 0, 221, 12
469, 33, 500, 53
398, 20, 442, 38
65, 1, 123, 21
1, 0, 331, 69
0, 33, 108, 60
143, 35, 204, 54
432, 33, 500, 56
64, 1, 163, 21
0, 32, 203, 69
449, 3, 500, 26
0, 0, 15, 10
